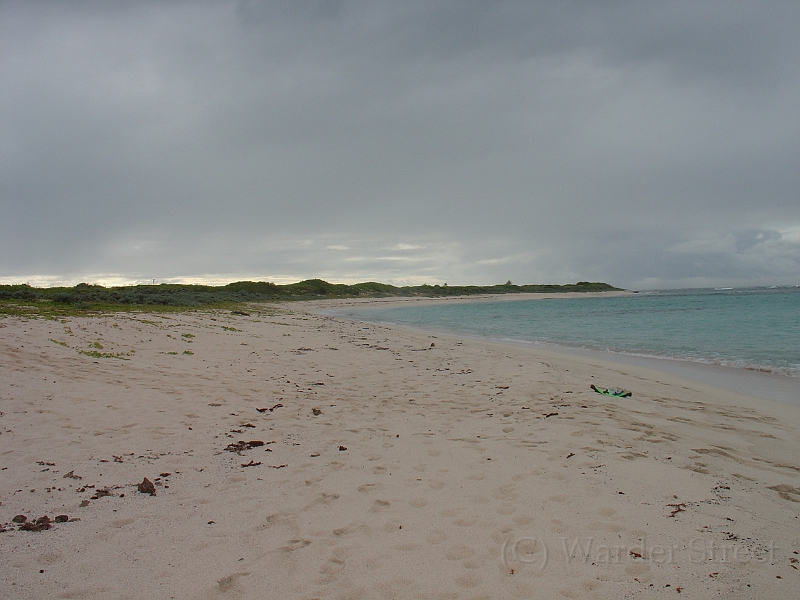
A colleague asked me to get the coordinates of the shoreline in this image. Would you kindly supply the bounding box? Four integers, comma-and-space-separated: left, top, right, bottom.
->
310, 295, 800, 407
2, 305, 799, 598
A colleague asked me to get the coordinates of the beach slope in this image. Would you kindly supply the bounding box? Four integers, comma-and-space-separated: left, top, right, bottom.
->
1, 304, 799, 598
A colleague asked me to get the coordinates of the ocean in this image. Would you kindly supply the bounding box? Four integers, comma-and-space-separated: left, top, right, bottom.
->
331, 286, 800, 404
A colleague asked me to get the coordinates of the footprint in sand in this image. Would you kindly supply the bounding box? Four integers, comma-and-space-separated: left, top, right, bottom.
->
509, 583, 538, 598
316, 555, 346, 585
445, 545, 475, 560
581, 580, 603, 591
425, 529, 448, 544
625, 564, 652, 582
496, 504, 516, 515
279, 539, 311, 552
362, 556, 383, 570
490, 529, 513, 544
512, 515, 533, 525
110, 518, 135, 528
410, 498, 428, 508
454, 573, 481, 588
493, 485, 518, 501
382, 520, 403, 532
216, 572, 250, 593
393, 543, 422, 552
371, 499, 390, 512
452, 515, 478, 527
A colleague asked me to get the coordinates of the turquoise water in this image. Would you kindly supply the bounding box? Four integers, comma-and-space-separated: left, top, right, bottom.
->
334, 287, 800, 377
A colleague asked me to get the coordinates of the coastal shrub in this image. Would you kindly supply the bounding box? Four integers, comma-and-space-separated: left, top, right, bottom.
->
0, 279, 622, 313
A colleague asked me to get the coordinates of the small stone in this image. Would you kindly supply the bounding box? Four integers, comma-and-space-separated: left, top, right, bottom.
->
54, 515, 69, 523
12, 515, 27, 523
137, 477, 156, 495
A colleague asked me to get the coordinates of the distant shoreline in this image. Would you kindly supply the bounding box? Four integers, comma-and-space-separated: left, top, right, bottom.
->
304, 289, 633, 311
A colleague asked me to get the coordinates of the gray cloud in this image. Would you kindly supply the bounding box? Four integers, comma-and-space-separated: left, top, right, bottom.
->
2, 1, 799, 288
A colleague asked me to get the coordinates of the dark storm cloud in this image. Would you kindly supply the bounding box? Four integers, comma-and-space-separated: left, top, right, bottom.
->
2, 1, 799, 288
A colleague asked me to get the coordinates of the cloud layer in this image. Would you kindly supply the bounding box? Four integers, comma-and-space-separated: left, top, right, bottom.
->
2, 1, 799, 288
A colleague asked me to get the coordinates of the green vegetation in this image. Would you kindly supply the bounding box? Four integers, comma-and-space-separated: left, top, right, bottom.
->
79, 350, 129, 360
0, 279, 622, 315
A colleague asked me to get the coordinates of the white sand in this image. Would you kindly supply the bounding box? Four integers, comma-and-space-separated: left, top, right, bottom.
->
1, 301, 799, 599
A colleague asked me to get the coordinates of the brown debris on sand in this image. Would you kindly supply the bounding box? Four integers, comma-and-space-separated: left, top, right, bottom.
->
667, 503, 686, 517
225, 440, 266, 454
137, 477, 156, 495
19, 516, 52, 532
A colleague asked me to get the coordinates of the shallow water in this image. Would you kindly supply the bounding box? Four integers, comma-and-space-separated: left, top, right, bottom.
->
333, 286, 800, 404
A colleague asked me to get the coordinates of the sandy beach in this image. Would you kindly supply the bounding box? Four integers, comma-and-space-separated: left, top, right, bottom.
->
2, 299, 799, 599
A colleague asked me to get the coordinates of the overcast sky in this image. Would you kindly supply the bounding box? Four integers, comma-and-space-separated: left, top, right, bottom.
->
2, 1, 799, 289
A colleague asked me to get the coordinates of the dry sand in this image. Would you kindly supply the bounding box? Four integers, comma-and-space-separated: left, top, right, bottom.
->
1, 299, 799, 599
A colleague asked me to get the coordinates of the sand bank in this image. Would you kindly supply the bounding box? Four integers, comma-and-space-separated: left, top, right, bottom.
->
1, 303, 799, 598
313, 290, 635, 312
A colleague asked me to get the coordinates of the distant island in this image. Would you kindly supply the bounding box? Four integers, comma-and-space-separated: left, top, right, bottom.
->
0, 279, 622, 313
